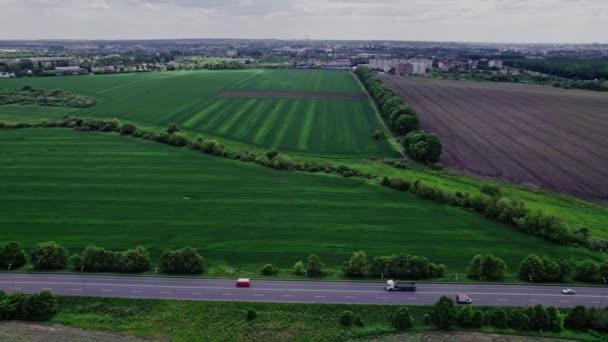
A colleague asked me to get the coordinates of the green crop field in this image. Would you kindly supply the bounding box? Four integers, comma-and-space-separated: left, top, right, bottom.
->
0, 70, 395, 157
0, 129, 601, 274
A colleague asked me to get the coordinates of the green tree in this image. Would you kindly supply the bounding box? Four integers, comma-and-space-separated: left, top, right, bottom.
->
471, 310, 485, 328
546, 306, 564, 332
391, 307, 414, 330
117, 246, 150, 273
566, 305, 589, 330
431, 296, 456, 329
293, 260, 305, 275
392, 115, 419, 136
24, 291, 58, 321
340, 310, 356, 326
456, 306, 475, 327
401, 131, 442, 164
0, 242, 27, 269
466, 255, 483, 279
343, 251, 369, 277
306, 254, 324, 276
480, 185, 501, 198
261, 264, 278, 276
120, 123, 137, 135
519, 254, 545, 282
481, 254, 507, 280
508, 308, 530, 330
30, 241, 68, 270
488, 308, 508, 328
575, 260, 599, 282
167, 122, 180, 134
528, 305, 550, 330
159, 247, 205, 274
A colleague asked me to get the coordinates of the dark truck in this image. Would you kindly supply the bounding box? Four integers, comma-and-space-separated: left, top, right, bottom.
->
385, 280, 416, 292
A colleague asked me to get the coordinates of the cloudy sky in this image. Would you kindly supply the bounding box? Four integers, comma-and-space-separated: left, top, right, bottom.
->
1, 0, 606, 43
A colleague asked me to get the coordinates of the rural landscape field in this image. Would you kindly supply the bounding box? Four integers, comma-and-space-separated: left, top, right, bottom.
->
0, 70, 396, 157
381, 76, 608, 204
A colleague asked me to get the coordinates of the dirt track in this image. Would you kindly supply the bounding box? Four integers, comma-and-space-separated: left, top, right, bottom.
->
216, 90, 368, 99
381, 76, 608, 204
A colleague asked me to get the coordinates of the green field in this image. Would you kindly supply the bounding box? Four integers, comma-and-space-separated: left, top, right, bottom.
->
0, 129, 601, 273
0, 70, 395, 157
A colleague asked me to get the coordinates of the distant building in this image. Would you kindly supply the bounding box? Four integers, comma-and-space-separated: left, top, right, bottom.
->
488, 59, 504, 69
0, 72, 16, 78
395, 63, 413, 75
369, 58, 432, 74
226, 50, 238, 57
323, 59, 352, 69
55, 66, 85, 75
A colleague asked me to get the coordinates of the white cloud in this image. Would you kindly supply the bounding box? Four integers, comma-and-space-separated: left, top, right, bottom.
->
0, 0, 606, 42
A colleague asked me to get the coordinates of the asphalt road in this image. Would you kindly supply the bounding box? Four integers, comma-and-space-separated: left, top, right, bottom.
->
1, 273, 607, 308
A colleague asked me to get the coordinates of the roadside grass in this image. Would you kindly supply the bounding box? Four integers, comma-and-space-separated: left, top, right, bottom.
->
52, 296, 607, 342
0, 128, 603, 276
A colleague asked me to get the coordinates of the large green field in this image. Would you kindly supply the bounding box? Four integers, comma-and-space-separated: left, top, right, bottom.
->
0, 129, 601, 274
0, 70, 395, 157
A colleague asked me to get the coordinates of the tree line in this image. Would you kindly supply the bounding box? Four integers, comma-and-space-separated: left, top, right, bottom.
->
3, 242, 607, 284
505, 58, 608, 81
354, 67, 443, 164
382, 177, 608, 252
0, 291, 58, 322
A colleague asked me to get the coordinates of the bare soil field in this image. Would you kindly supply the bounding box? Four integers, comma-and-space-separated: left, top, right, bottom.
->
381, 76, 608, 203
0, 321, 151, 342
216, 90, 368, 99
364, 331, 576, 342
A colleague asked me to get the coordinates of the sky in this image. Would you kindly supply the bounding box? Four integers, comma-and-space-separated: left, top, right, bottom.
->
1, 0, 607, 43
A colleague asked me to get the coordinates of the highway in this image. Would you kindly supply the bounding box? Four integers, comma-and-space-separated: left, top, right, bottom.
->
1, 273, 607, 308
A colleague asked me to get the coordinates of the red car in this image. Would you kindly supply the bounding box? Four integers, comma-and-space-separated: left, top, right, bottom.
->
236, 278, 251, 287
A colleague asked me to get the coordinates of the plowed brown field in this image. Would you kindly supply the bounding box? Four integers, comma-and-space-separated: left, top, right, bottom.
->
381, 76, 608, 203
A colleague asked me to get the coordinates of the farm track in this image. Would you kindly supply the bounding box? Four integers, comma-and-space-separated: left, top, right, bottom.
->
216, 90, 368, 99
381, 76, 608, 203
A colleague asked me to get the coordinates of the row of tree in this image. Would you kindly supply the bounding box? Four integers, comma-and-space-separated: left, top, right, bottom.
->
354, 67, 443, 164
381, 177, 608, 251
0, 291, 58, 321
0, 241, 205, 275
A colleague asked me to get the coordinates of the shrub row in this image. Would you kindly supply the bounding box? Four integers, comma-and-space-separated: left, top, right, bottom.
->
0, 117, 377, 180
0, 291, 58, 321
381, 176, 608, 251
354, 67, 442, 164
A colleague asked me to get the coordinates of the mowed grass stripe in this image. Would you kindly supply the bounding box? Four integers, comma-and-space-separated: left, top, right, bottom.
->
251, 99, 286, 146
0, 129, 602, 271
1, 70, 394, 157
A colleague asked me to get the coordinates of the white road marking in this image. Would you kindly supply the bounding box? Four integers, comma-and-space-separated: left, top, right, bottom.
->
283, 294, 295, 298
529, 300, 541, 302
41, 287, 52, 290
101, 289, 112, 292
591, 301, 601, 304
560, 300, 571, 303
160, 291, 172, 294
376, 297, 387, 300
314, 295, 326, 298
192, 292, 203, 295
346, 296, 356, 299
252, 294, 264, 297
222, 293, 232, 296
408, 297, 418, 300
71, 289, 83, 291
131, 290, 142, 293
498, 299, 509, 301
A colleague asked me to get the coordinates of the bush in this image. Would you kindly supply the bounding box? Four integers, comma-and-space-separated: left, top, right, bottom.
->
0, 242, 27, 269
456, 306, 475, 327
391, 307, 414, 330
120, 123, 137, 135
527, 305, 550, 330
519, 254, 569, 282
488, 308, 508, 328
467, 254, 507, 281
480, 185, 501, 198
343, 251, 369, 277
261, 264, 278, 276
117, 246, 151, 273
508, 308, 530, 330
294, 260, 305, 275
24, 291, 58, 321
340, 310, 356, 326
30, 241, 69, 270
547, 306, 564, 331
167, 123, 180, 134
575, 260, 599, 282
471, 309, 485, 328
160, 247, 205, 274
0, 292, 28, 320
430, 296, 456, 329
423, 313, 431, 325
373, 130, 387, 140
306, 254, 324, 276
247, 309, 257, 322
265, 149, 279, 160
566, 305, 590, 330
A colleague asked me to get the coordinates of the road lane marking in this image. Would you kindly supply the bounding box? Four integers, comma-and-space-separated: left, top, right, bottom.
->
408, 297, 418, 300
498, 299, 509, 301
346, 296, 356, 299
314, 295, 326, 298
131, 290, 142, 293
101, 289, 112, 292
529, 300, 540, 302
560, 300, 571, 303
283, 294, 295, 298
591, 301, 601, 304
376, 297, 387, 300
222, 293, 232, 296
71, 289, 83, 291
252, 294, 264, 297
192, 292, 203, 295
41, 287, 52, 290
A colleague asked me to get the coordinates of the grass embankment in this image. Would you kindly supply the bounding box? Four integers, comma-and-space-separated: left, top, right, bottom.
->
52, 297, 606, 342
0, 129, 602, 277
0, 70, 395, 158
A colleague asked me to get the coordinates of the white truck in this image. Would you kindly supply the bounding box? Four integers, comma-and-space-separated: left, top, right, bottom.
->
385, 279, 416, 292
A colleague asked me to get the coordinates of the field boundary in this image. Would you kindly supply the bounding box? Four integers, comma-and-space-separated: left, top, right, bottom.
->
216, 90, 368, 99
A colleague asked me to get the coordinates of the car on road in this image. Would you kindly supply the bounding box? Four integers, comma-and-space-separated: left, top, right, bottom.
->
562, 288, 576, 295
456, 294, 472, 304
236, 278, 251, 287
385, 280, 416, 292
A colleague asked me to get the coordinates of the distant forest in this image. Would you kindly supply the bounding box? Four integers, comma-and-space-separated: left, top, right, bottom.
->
505, 58, 608, 80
